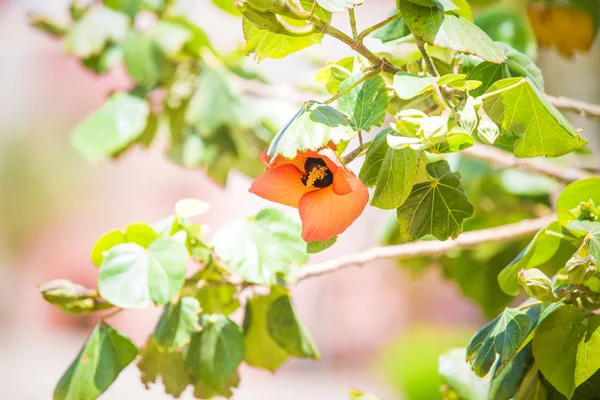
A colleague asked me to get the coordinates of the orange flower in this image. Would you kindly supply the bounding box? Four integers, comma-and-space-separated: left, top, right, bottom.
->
250, 147, 369, 242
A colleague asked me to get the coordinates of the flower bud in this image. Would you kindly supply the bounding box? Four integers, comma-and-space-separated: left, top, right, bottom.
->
39, 279, 112, 314
330, 64, 351, 81
393, 109, 427, 137
458, 96, 481, 135
477, 108, 500, 144
579, 200, 599, 221
235, 1, 315, 36
567, 253, 597, 284
518, 268, 557, 302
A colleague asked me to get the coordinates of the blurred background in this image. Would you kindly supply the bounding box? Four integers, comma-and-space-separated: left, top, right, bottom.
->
0, 0, 599, 399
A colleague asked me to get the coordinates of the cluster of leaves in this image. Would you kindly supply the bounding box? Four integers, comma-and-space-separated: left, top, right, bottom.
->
44, 200, 321, 399
31, 0, 276, 184
33, 0, 600, 399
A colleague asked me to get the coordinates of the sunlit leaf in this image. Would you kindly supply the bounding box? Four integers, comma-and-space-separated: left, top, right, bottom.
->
498, 221, 562, 296
393, 72, 437, 100
466, 308, 533, 377
72, 92, 150, 161
242, 1, 330, 61
153, 298, 202, 349
98, 236, 188, 308
243, 287, 290, 371
373, 12, 409, 42
399, 0, 505, 63
138, 339, 192, 398
186, 314, 244, 390
481, 77, 586, 158
359, 128, 420, 210
337, 73, 388, 131
267, 293, 319, 358
65, 6, 129, 58
54, 322, 137, 400
266, 101, 354, 159
39, 279, 113, 315
533, 305, 600, 398
397, 160, 474, 241
213, 209, 308, 285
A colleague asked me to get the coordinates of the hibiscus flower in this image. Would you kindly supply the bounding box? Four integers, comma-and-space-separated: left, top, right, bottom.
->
250, 146, 369, 242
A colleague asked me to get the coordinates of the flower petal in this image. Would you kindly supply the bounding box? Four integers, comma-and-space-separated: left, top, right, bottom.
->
250, 164, 315, 208
298, 174, 369, 242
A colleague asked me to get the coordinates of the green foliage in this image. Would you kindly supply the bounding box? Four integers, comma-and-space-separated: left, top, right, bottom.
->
307, 236, 338, 253
266, 101, 355, 159
213, 208, 308, 285
397, 160, 474, 241
337, 73, 389, 131
481, 78, 586, 158
533, 305, 600, 398
466, 308, 534, 377
186, 314, 244, 391
98, 236, 188, 308
39, 279, 113, 315
399, 0, 506, 63
72, 92, 150, 161
55, 321, 138, 400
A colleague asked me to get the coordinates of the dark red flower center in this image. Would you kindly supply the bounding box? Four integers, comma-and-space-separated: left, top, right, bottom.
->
301, 158, 333, 188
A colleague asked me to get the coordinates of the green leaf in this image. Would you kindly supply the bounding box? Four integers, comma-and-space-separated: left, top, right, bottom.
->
39, 279, 113, 315
138, 339, 192, 398
498, 221, 562, 296
124, 222, 158, 248
150, 20, 192, 56
186, 314, 244, 390
103, 0, 164, 16
393, 72, 437, 100
557, 177, 600, 214
213, 209, 308, 285
396, 160, 474, 241
266, 101, 354, 159
466, 308, 534, 377
588, 228, 600, 264
399, 0, 505, 63
242, 1, 331, 61
514, 365, 548, 400
54, 321, 138, 400
426, 128, 474, 154
82, 44, 123, 73
316, 0, 362, 13
533, 305, 600, 398
373, 12, 409, 42
65, 6, 129, 58
481, 77, 587, 158
366, 130, 420, 210
438, 348, 490, 400
185, 66, 250, 136
243, 288, 290, 372
195, 281, 240, 315
193, 371, 239, 399
123, 30, 168, 89
154, 298, 202, 349
307, 236, 338, 253
91, 229, 126, 266
72, 92, 150, 161
267, 293, 320, 358
98, 236, 188, 308
488, 344, 534, 400
337, 73, 388, 131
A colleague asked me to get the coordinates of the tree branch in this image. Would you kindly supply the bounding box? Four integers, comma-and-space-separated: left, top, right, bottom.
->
462, 144, 593, 183
547, 95, 600, 121
298, 215, 555, 280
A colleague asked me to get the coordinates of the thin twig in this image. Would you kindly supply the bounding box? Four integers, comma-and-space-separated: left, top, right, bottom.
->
348, 8, 358, 39
357, 12, 402, 41
416, 39, 439, 77
462, 144, 593, 183
547, 95, 600, 121
298, 215, 555, 280
343, 140, 373, 164
101, 307, 124, 319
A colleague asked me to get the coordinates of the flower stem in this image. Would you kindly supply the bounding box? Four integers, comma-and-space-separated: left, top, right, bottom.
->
357, 12, 402, 41
348, 8, 358, 39
417, 39, 439, 77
